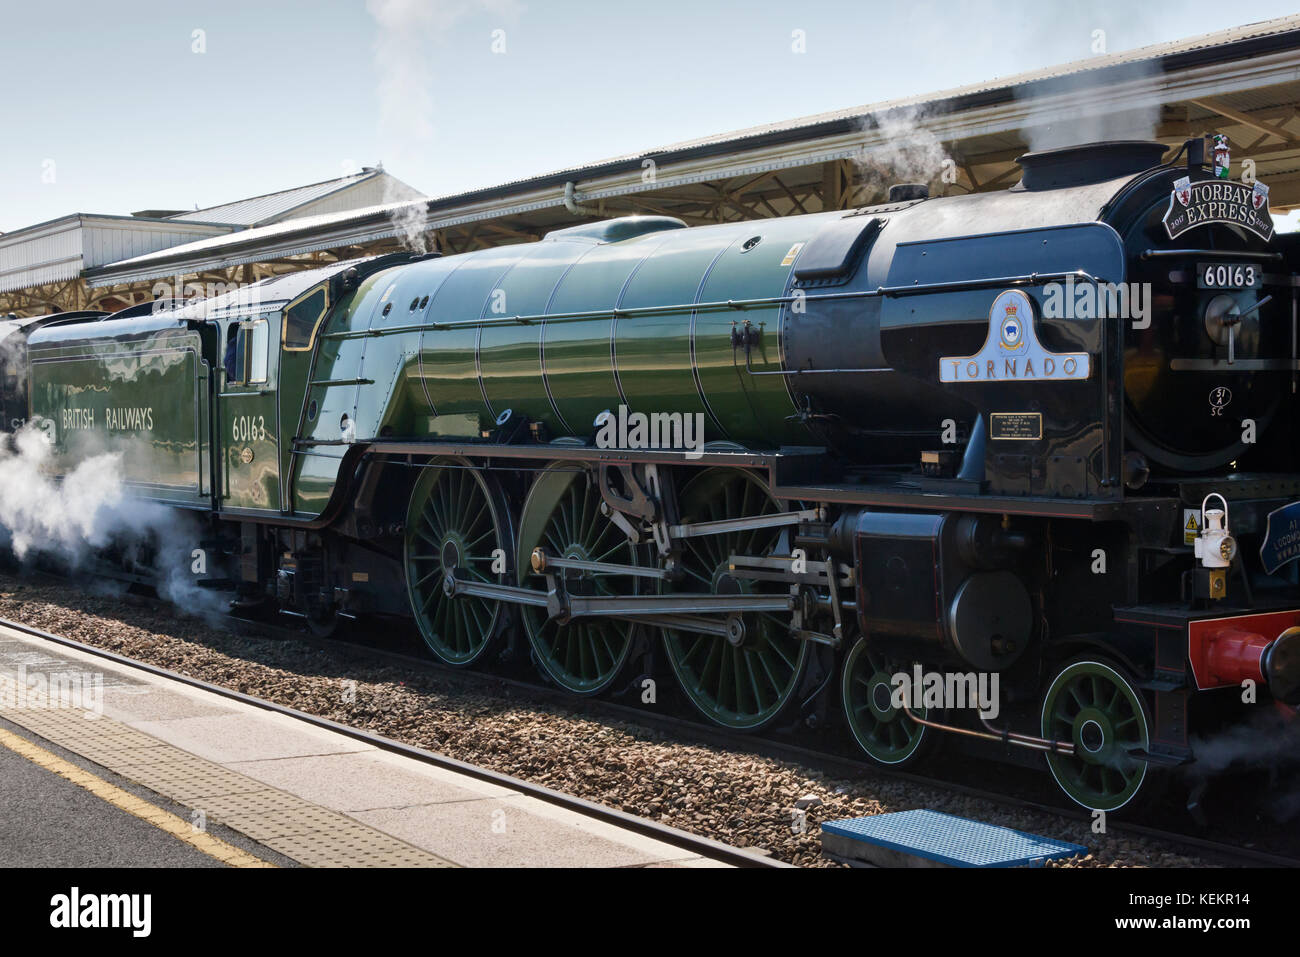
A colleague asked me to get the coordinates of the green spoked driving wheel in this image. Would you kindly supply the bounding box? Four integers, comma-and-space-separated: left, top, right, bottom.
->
1041, 658, 1151, 812
518, 464, 640, 695
662, 468, 809, 731
841, 637, 930, 765
404, 459, 512, 666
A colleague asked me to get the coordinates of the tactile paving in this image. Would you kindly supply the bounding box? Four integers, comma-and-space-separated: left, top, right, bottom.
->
0, 700, 454, 868
265, 822, 448, 868
106, 761, 271, 804
820, 809, 1087, 868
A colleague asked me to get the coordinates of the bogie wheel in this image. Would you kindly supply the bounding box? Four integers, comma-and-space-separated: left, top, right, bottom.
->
306, 610, 341, 639
662, 467, 810, 731
403, 458, 513, 666
517, 464, 641, 695
841, 636, 933, 766
1041, 657, 1152, 813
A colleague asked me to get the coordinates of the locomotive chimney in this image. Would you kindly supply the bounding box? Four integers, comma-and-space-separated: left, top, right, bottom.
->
1015, 140, 1168, 190
888, 183, 929, 202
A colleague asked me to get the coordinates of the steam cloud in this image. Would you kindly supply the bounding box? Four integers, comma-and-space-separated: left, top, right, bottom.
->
0, 425, 225, 618
1188, 709, 1300, 822
1018, 82, 1163, 153
383, 187, 433, 256
1007, 3, 1165, 153
1188, 710, 1300, 776
851, 107, 954, 203
367, 0, 524, 254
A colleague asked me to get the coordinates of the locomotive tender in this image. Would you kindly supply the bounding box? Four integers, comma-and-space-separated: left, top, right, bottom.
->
9, 138, 1300, 812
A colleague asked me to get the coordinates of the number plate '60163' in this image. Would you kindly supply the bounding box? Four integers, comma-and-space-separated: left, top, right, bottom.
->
1197, 262, 1262, 289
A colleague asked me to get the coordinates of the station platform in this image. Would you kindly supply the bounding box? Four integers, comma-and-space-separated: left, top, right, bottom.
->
0, 621, 737, 868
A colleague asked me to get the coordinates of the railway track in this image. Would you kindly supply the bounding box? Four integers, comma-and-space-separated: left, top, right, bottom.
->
5, 573, 1294, 869
0, 612, 786, 869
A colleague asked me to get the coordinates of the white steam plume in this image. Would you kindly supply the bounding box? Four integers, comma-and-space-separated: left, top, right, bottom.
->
383, 189, 433, 256
1187, 710, 1300, 777
850, 107, 954, 205
1018, 84, 1164, 153
367, 0, 524, 253
1187, 711, 1300, 823
0, 425, 226, 619
1006, 2, 1166, 153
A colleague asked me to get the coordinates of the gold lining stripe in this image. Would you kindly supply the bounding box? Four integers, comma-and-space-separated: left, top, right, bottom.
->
0, 726, 275, 868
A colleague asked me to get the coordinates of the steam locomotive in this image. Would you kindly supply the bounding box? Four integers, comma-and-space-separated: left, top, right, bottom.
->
5, 137, 1299, 813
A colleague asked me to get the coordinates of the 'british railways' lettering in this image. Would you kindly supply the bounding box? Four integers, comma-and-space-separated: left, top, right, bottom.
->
60, 407, 154, 431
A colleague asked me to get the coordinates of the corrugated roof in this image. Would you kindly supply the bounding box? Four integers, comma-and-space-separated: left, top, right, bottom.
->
466, 14, 1300, 190
168, 170, 385, 225
86, 200, 428, 285
0, 213, 232, 294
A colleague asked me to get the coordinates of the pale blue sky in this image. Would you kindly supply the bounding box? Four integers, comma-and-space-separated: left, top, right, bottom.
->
1, 0, 1296, 232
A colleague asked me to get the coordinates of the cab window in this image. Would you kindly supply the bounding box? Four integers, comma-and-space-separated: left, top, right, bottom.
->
224, 324, 244, 382
248, 320, 269, 382
283, 287, 329, 351
225, 318, 269, 385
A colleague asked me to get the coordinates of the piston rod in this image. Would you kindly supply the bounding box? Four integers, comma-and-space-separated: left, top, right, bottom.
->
447, 574, 794, 619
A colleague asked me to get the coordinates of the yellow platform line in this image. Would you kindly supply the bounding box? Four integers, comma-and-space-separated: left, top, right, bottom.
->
0, 725, 275, 868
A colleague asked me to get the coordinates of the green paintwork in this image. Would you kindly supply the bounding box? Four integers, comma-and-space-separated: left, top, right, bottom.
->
613, 227, 734, 428
25, 212, 847, 521
516, 463, 640, 694
288, 271, 385, 515
219, 312, 280, 511
289, 213, 845, 512
660, 467, 809, 730
689, 216, 821, 442
26, 318, 211, 507
480, 242, 587, 431
404, 458, 508, 665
